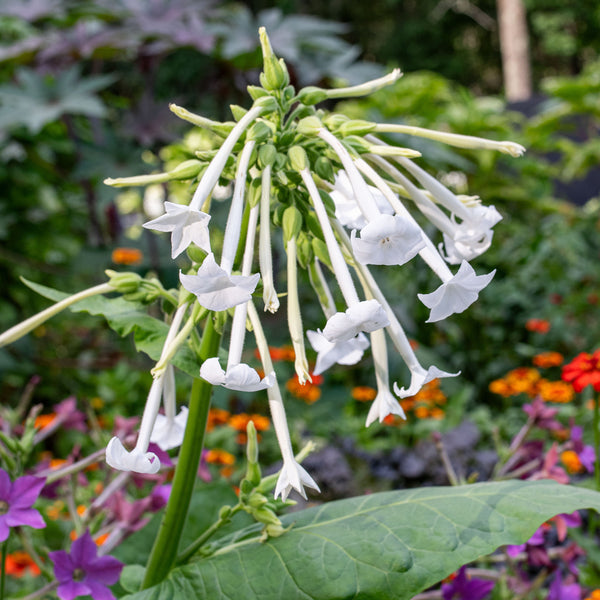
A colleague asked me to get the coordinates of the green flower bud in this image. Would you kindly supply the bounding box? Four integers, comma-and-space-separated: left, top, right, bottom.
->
0, 432, 19, 454
105, 270, 142, 294
186, 245, 208, 264
253, 95, 279, 112
247, 121, 274, 143
167, 159, 204, 180
296, 116, 323, 137
247, 178, 262, 208
264, 522, 289, 538
230, 104, 248, 122
248, 492, 268, 509
296, 86, 328, 105
338, 119, 377, 137
296, 232, 313, 269
282, 206, 303, 243
247, 85, 269, 100
240, 478, 255, 496
258, 144, 277, 168
219, 505, 233, 520
251, 506, 281, 527
246, 421, 259, 465
259, 28, 289, 90
322, 113, 348, 130
288, 145, 309, 172
314, 156, 334, 182
283, 85, 296, 103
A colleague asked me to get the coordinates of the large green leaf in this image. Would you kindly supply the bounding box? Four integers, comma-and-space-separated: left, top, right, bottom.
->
22, 279, 200, 377
123, 480, 600, 600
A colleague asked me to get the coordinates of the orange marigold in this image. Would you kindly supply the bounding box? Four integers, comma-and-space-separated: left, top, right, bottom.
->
111, 247, 143, 265
505, 367, 541, 396
585, 591, 600, 600
228, 413, 270, 432
205, 449, 236, 466
561, 450, 584, 474
351, 386, 377, 402
532, 352, 564, 368
525, 318, 551, 333
489, 379, 513, 397
206, 407, 230, 432
538, 380, 575, 403
5, 551, 41, 578
285, 374, 322, 404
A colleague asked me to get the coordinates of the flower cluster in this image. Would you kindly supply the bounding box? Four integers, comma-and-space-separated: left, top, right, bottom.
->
101, 29, 522, 499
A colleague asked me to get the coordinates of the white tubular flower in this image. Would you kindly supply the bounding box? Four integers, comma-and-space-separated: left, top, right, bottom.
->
248, 301, 319, 501
150, 364, 188, 451
366, 328, 406, 426
200, 357, 275, 391
142, 201, 211, 259
259, 165, 280, 313
188, 104, 265, 211
307, 329, 369, 376
105, 437, 160, 474
179, 253, 260, 311
351, 213, 424, 266
323, 299, 389, 343
417, 260, 496, 323
393, 365, 456, 399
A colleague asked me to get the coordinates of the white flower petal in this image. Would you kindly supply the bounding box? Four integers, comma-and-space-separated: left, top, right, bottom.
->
393, 365, 459, 399
143, 201, 211, 259
365, 389, 406, 427
180, 253, 260, 311
307, 329, 369, 375
351, 213, 425, 266
417, 260, 496, 322
323, 299, 389, 343
150, 407, 189, 451
105, 437, 160, 474
274, 458, 320, 501
200, 357, 274, 392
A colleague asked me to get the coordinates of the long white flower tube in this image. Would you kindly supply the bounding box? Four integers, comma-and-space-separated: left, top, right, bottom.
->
300, 166, 389, 343
247, 301, 319, 501
150, 365, 188, 451
259, 165, 280, 313
106, 303, 189, 473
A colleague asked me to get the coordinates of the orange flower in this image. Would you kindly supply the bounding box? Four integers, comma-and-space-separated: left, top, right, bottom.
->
285, 374, 322, 404
525, 318, 550, 333
111, 247, 143, 265
585, 591, 600, 600
227, 413, 270, 432
505, 367, 541, 396
562, 350, 600, 393
561, 450, 584, 474
95, 532, 109, 546
5, 551, 40, 578
34, 413, 56, 430
538, 380, 575, 403
351, 386, 377, 402
206, 407, 230, 432
205, 449, 235, 466
532, 352, 564, 368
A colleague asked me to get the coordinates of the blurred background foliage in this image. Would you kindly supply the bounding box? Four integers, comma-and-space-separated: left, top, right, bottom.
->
0, 0, 599, 461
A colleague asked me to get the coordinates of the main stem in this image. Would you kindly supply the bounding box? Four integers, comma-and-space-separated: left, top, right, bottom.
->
594, 395, 600, 492
142, 315, 221, 589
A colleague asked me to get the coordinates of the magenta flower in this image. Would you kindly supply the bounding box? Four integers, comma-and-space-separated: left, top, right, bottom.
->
548, 572, 581, 600
0, 469, 46, 541
49, 531, 123, 600
441, 566, 495, 600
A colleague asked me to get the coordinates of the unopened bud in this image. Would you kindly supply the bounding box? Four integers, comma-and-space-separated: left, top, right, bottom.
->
219, 505, 232, 520
311, 238, 331, 269
247, 121, 274, 143
282, 206, 303, 243
288, 146, 308, 172
258, 144, 277, 168
314, 157, 334, 182
296, 116, 322, 137
296, 86, 328, 105
230, 105, 248, 122
105, 270, 142, 294
253, 95, 279, 112
338, 119, 377, 137
322, 113, 348, 130
259, 27, 289, 90
247, 85, 269, 100
246, 421, 259, 465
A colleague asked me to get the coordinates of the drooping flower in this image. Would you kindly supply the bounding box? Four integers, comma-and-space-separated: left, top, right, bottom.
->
49, 530, 123, 600
393, 364, 458, 399
562, 350, 600, 393
143, 201, 211, 259
0, 470, 46, 542
306, 329, 369, 375
200, 357, 275, 391
417, 260, 495, 323
323, 299, 390, 343
180, 253, 260, 311
441, 566, 495, 600
275, 458, 320, 502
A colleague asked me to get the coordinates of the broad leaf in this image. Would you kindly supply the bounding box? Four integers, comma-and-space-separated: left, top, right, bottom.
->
123, 480, 600, 599
22, 278, 201, 377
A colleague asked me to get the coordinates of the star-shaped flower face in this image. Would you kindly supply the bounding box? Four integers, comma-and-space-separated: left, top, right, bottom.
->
365, 388, 406, 427
0, 470, 46, 542
275, 458, 320, 501
179, 253, 260, 311
417, 260, 496, 323
150, 406, 189, 451
440, 231, 493, 264
351, 213, 425, 266
143, 201, 211, 259
200, 357, 275, 391
105, 437, 160, 474
323, 299, 390, 343
393, 364, 459, 399
307, 329, 369, 375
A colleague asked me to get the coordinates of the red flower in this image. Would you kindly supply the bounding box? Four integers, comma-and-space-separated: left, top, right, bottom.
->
562, 350, 600, 393
525, 318, 550, 333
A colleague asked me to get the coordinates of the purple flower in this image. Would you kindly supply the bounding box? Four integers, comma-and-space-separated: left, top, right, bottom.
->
0, 469, 46, 541
55, 397, 87, 432
548, 572, 582, 600
441, 566, 495, 600
571, 426, 596, 473
49, 531, 123, 600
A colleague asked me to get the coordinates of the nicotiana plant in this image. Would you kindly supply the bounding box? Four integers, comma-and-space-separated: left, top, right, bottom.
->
2, 28, 600, 600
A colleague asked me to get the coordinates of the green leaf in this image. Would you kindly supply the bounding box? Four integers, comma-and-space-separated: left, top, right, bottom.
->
21, 278, 200, 377
124, 480, 600, 600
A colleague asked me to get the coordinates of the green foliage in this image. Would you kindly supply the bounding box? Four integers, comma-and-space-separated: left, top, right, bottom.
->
123, 481, 600, 599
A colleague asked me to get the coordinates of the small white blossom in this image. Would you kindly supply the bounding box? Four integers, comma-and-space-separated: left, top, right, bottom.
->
275, 458, 320, 501
393, 364, 459, 399
366, 389, 406, 427
150, 407, 188, 451
180, 253, 260, 311
200, 357, 275, 392
417, 260, 496, 323
105, 438, 160, 474
323, 299, 389, 343
306, 329, 369, 375
143, 201, 211, 259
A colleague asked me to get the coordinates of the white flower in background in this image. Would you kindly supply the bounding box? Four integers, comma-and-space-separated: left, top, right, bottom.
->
200, 357, 275, 391
351, 213, 425, 266
323, 299, 389, 343
151, 407, 188, 451
180, 253, 260, 311
143, 201, 211, 259
417, 260, 496, 323
307, 329, 369, 375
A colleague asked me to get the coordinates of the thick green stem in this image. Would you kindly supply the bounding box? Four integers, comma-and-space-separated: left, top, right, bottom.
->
142, 315, 221, 589
1, 538, 7, 600
594, 395, 600, 492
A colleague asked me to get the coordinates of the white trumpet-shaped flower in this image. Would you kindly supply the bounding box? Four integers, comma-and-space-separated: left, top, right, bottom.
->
105, 437, 161, 474
393, 364, 458, 399
351, 213, 425, 266
179, 253, 260, 311
143, 201, 211, 259
200, 357, 275, 391
417, 260, 496, 323
366, 328, 406, 426
323, 299, 389, 343
307, 329, 369, 375
275, 458, 320, 502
